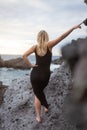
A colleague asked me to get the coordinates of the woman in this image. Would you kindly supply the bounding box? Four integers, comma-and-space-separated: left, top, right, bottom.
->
23, 23, 81, 122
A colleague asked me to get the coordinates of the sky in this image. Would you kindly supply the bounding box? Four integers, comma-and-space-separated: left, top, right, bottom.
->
0, 0, 87, 55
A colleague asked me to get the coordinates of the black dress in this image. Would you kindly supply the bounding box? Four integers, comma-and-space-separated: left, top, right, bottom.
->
30, 46, 52, 108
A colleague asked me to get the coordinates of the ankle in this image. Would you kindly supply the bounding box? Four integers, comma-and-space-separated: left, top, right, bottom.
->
36, 116, 41, 123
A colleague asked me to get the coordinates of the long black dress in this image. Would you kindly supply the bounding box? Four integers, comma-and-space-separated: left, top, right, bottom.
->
30, 46, 52, 109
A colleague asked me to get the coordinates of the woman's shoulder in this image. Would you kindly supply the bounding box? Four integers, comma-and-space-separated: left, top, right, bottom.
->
31, 44, 37, 49
32, 44, 38, 52
27, 44, 37, 53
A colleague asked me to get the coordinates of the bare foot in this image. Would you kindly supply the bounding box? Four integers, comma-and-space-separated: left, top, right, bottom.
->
36, 117, 41, 123
44, 108, 48, 113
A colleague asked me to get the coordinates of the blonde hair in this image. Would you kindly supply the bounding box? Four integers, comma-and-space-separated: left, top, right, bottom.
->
36, 30, 49, 56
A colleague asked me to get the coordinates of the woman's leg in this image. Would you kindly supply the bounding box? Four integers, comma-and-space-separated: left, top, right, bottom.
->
34, 96, 41, 122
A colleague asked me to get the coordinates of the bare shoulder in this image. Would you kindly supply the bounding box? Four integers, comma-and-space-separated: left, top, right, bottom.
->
47, 40, 55, 48
28, 44, 37, 51
23, 44, 37, 56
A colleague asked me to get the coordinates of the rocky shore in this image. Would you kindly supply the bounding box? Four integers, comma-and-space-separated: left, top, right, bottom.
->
0, 63, 75, 130
0, 37, 87, 130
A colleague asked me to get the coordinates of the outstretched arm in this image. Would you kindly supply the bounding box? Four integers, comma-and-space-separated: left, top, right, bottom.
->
23, 45, 38, 68
48, 23, 81, 48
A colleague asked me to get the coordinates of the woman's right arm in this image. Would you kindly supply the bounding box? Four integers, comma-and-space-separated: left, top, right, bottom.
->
23, 45, 38, 68
48, 23, 81, 49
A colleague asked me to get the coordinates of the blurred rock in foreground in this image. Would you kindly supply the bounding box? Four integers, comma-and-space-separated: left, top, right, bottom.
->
61, 37, 87, 130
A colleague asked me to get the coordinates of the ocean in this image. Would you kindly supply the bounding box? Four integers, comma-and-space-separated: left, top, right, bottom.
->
0, 55, 60, 86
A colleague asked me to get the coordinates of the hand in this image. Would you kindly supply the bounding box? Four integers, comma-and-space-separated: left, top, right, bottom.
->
30, 64, 38, 68
73, 23, 82, 30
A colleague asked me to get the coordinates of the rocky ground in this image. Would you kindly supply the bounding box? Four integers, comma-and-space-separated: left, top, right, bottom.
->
0, 63, 77, 130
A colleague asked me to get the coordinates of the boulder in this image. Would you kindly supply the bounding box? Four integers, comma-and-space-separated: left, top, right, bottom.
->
4, 58, 30, 69
0, 55, 30, 69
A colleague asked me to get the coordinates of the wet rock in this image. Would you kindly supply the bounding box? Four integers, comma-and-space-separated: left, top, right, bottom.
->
4, 58, 30, 70
0, 56, 30, 69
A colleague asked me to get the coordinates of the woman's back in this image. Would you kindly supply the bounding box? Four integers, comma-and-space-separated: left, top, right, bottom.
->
35, 45, 52, 68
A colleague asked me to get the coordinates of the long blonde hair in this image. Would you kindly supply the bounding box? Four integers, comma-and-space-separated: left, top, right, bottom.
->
36, 30, 49, 56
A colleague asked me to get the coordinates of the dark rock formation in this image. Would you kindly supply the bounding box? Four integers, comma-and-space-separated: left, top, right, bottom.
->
84, 0, 87, 4
0, 57, 30, 69
4, 57, 30, 69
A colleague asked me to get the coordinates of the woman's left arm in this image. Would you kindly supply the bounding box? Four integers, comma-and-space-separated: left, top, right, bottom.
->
23, 45, 38, 68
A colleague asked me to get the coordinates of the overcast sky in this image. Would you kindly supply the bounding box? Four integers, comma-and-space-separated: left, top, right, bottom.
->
0, 0, 87, 55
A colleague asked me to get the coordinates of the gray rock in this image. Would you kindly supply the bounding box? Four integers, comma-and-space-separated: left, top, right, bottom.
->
0, 64, 74, 130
